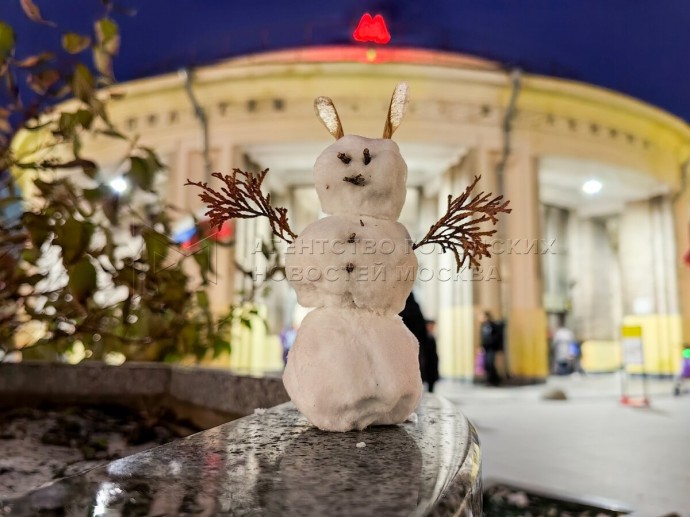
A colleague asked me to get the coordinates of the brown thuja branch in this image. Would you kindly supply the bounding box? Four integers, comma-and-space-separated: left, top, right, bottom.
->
185, 168, 297, 244
413, 175, 511, 271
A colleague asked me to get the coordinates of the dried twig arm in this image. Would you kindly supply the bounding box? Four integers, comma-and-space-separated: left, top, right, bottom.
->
413, 175, 511, 271
185, 169, 297, 244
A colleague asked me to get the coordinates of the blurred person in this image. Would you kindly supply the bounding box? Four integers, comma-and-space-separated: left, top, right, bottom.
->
546, 325, 555, 376
570, 339, 585, 375
480, 311, 502, 386
673, 343, 690, 396
282, 305, 311, 366
493, 317, 507, 379
400, 293, 435, 392
474, 346, 486, 378
423, 320, 440, 393
551, 316, 575, 375
280, 324, 297, 367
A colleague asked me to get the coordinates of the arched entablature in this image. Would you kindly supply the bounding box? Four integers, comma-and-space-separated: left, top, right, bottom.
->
69, 46, 687, 195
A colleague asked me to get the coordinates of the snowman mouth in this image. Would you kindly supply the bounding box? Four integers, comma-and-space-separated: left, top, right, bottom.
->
343, 174, 366, 186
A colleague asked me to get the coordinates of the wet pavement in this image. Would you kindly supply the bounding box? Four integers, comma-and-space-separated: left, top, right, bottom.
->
438, 373, 690, 516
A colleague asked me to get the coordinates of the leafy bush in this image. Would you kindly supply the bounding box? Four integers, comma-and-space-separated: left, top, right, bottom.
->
0, 1, 258, 363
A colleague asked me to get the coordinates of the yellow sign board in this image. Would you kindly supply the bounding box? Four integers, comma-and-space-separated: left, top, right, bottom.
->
621, 325, 644, 366
621, 325, 642, 339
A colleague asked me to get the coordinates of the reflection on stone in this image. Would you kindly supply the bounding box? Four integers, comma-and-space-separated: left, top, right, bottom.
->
262, 427, 422, 515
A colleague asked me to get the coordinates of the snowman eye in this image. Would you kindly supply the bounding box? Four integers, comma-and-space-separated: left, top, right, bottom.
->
337, 153, 351, 164
363, 148, 371, 165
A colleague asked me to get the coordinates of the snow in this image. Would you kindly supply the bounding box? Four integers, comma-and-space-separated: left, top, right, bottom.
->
285, 215, 417, 315
313, 135, 407, 220
283, 307, 422, 432
283, 128, 422, 433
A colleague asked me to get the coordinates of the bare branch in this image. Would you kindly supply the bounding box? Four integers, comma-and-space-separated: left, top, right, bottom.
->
185, 168, 297, 244
413, 175, 511, 271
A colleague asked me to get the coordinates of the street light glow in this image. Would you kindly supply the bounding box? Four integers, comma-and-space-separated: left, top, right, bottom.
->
582, 179, 602, 195
109, 177, 128, 194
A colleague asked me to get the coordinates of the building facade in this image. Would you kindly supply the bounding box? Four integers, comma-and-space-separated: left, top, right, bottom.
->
72, 46, 690, 379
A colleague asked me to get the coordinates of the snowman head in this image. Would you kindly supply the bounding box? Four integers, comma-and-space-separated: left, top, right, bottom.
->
312, 83, 409, 221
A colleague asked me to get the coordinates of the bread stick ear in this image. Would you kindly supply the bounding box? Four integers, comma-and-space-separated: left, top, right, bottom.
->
383, 82, 409, 139
314, 96, 344, 139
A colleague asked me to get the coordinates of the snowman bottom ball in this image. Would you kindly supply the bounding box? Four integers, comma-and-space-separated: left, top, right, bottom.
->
283, 307, 423, 432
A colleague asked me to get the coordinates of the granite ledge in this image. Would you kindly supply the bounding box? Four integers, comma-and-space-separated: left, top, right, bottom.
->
0, 361, 289, 427
0, 394, 482, 516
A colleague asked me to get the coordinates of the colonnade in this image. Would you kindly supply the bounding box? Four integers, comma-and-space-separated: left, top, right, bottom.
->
63, 48, 690, 377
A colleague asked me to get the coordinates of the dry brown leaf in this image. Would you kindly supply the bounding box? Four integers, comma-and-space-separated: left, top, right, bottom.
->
20, 0, 56, 27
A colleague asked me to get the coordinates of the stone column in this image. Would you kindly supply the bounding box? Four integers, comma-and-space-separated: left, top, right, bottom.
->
541, 206, 570, 316
503, 150, 548, 379
673, 186, 690, 345
474, 147, 503, 319
619, 197, 683, 374
436, 157, 474, 380
170, 143, 235, 312
206, 144, 240, 313
468, 147, 511, 380
568, 216, 620, 341
417, 191, 440, 321
226, 150, 286, 372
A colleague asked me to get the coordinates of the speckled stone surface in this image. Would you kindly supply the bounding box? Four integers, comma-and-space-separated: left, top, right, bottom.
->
0, 362, 289, 418
0, 394, 481, 516
0, 362, 170, 400
169, 367, 289, 416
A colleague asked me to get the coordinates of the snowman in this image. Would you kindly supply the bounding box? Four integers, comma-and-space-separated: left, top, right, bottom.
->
283, 83, 422, 432
187, 82, 510, 433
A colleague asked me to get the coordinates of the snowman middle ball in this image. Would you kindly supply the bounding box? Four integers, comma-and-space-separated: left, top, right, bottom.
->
313, 135, 407, 221
285, 215, 418, 315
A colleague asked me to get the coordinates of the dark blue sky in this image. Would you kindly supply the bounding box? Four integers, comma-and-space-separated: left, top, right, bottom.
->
3, 1, 689, 121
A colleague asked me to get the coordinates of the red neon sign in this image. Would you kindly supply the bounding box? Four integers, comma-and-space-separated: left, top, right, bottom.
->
353, 13, 391, 44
